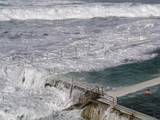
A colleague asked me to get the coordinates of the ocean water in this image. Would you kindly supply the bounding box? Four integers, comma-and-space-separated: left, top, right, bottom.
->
0, 0, 160, 120
82, 0, 160, 4
66, 50, 160, 88
118, 85, 160, 119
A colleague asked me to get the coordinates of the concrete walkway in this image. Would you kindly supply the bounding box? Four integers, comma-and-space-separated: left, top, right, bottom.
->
107, 77, 160, 97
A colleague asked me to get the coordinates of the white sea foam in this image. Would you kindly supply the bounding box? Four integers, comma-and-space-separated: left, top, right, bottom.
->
0, 8, 160, 119
0, 3, 160, 21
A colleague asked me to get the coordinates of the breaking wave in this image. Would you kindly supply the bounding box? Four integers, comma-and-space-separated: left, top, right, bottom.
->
0, 3, 160, 21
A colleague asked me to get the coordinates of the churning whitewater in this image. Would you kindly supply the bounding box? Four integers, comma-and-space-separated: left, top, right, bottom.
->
0, 0, 160, 120
0, 3, 160, 21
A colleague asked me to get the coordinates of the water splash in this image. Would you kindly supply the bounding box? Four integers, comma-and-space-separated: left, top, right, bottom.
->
1, 3, 160, 21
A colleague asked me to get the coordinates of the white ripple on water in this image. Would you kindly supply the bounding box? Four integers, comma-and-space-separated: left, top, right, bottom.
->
0, 15, 160, 119
1, 3, 160, 21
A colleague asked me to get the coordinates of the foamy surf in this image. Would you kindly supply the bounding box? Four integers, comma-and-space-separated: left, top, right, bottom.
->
0, 0, 160, 119
0, 3, 160, 21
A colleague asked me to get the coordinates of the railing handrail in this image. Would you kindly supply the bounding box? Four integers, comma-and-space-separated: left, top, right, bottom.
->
53, 79, 117, 105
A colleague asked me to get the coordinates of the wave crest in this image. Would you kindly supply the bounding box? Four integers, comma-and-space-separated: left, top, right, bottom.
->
0, 3, 160, 21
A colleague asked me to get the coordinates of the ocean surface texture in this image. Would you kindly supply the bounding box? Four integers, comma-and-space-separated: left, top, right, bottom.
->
0, 0, 160, 120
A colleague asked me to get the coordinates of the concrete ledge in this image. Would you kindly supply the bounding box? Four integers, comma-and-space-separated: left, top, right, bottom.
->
115, 105, 158, 120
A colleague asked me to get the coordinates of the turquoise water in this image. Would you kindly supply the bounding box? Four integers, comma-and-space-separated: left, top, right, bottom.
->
66, 52, 160, 88
118, 85, 160, 119
65, 50, 160, 119
65, 52, 160, 119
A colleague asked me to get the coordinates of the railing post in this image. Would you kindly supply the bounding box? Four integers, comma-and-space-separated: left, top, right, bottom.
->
129, 114, 135, 120
69, 79, 74, 98
101, 87, 104, 96
113, 96, 117, 106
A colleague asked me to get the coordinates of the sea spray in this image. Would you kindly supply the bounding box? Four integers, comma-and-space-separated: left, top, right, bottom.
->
1, 3, 160, 21
0, 63, 74, 120
103, 106, 112, 120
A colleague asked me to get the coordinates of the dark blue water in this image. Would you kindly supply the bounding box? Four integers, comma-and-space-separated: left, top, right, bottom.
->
66, 50, 160, 88
65, 50, 160, 119
65, 51, 160, 119
118, 85, 160, 119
